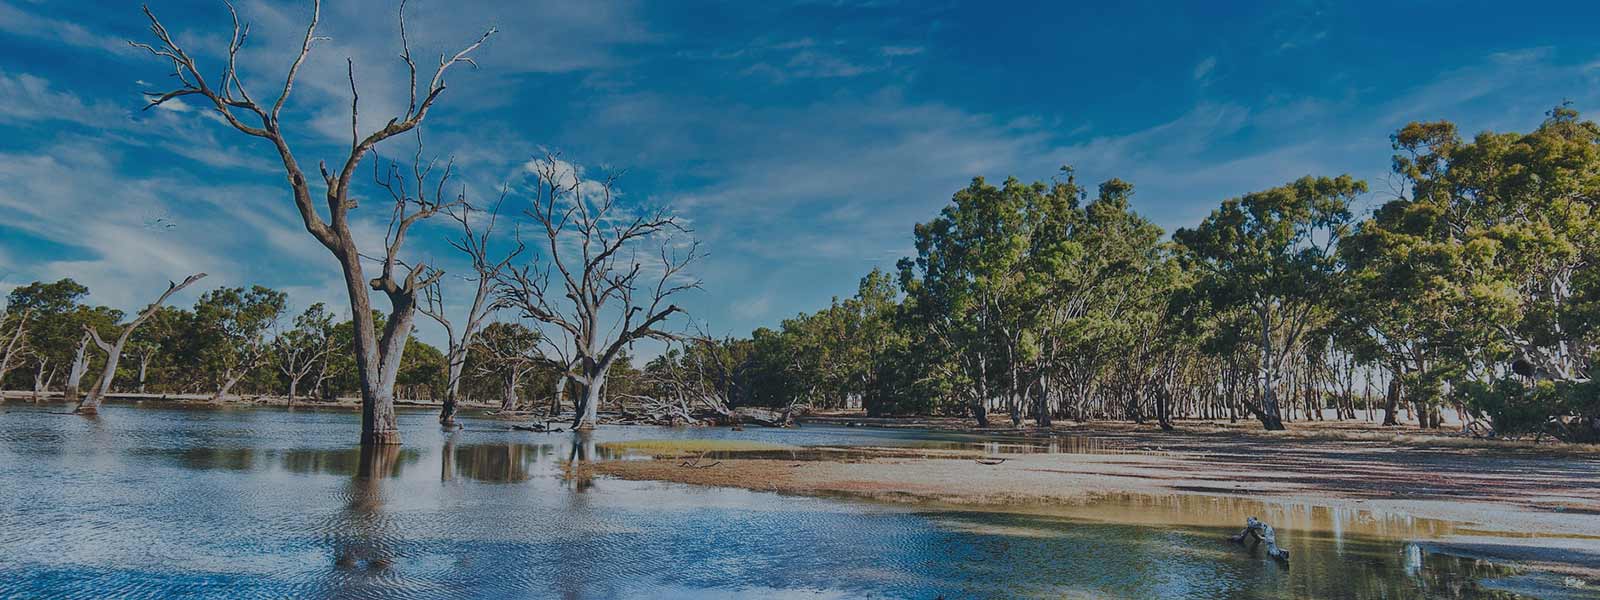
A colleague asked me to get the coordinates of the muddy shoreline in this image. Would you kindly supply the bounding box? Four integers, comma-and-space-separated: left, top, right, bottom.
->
582, 421, 1600, 582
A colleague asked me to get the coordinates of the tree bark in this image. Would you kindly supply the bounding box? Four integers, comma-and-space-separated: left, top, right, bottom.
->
136, 353, 151, 394
64, 335, 90, 406
1382, 373, 1401, 426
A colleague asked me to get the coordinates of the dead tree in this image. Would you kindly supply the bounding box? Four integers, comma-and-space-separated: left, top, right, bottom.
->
1230, 517, 1290, 563
79, 274, 207, 414
276, 327, 331, 403
132, 1, 493, 445
497, 155, 701, 430
420, 195, 523, 425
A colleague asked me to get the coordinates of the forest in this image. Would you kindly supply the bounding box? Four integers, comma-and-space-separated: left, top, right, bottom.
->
3, 105, 1596, 443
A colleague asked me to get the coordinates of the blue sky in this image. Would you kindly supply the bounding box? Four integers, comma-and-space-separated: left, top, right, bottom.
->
4, 0, 1600, 351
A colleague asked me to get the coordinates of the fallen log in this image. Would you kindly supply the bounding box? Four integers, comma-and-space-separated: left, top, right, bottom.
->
1230, 517, 1289, 563
733, 407, 793, 428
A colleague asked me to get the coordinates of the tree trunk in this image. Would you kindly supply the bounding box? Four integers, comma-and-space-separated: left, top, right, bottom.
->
211, 368, 251, 403
499, 370, 521, 412
64, 335, 90, 406
338, 252, 407, 446
32, 362, 49, 402
1035, 378, 1052, 428
1382, 374, 1401, 426
287, 376, 300, 405
551, 372, 567, 415
137, 354, 151, 394
574, 368, 606, 430
439, 357, 465, 426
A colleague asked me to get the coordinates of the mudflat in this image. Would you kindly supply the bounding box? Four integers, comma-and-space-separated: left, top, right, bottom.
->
583, 420, 1600, 580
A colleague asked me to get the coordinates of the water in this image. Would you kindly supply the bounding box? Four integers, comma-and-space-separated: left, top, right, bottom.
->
0, 403, 1579, 599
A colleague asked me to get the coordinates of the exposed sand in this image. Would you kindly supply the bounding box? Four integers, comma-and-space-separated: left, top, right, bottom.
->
581, 421, 1600, 580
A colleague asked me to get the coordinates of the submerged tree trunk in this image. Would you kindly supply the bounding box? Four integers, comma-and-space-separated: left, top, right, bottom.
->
439, 358, 465, 426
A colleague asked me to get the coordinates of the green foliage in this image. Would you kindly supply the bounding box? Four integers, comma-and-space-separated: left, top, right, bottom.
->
1455, 378, 1597, 437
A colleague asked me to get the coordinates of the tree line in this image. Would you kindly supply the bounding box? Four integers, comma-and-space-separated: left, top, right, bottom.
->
685, 106, 1597, 441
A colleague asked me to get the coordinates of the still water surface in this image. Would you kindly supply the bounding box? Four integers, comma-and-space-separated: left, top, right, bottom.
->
0, 403, 1575, 599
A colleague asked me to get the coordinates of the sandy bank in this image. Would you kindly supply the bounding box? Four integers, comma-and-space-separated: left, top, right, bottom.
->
581, 424, 1600, 580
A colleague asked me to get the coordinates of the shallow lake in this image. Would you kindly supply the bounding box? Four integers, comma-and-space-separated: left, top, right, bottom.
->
0, 403, 1581, 599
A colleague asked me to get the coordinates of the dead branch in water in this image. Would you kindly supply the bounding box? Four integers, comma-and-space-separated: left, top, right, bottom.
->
1230, 517, 1290, 563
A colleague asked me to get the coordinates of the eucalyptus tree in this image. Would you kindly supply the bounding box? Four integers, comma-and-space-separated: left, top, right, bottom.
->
130, 1, 494, 445
0, 303, 27, 391
6, 279, 93, 397
470, 322, 545, 411
1174, 175, 1363, 430
1383, 107, 1600, 438
898, 176, 1041, 426
497, 156, 700, 429
420, 199, 523, 426
78, 274, 207, 413
194, 286, 287, 402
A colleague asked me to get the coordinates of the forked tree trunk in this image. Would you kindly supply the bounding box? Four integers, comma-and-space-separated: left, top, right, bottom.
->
339, 252, 409, 446
212, 368, 251, 403
499, 370, 523, 412
32, 362, 51, 402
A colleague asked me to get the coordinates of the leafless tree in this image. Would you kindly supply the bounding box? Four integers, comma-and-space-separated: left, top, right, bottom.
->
131, 1, 494, 444
497, 155, 701, 429
275, 325, 331, 403
419, 194, 524, 425
78, 274, 208, 414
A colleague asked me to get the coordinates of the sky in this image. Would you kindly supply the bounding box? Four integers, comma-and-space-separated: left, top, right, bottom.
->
4, 0, 1600, 353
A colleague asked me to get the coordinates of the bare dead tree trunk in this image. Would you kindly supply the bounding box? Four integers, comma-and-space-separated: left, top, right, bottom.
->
131, 1, 494, 445
497, 155, 700, 431
79, 274, 207, 414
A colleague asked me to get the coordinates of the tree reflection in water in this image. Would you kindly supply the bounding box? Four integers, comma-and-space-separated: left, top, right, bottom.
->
324, 444, 403, 586
564, 430, 597, 492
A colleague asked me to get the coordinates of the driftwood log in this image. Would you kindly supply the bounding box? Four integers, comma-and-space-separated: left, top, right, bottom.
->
1230, 517, 1289, 563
